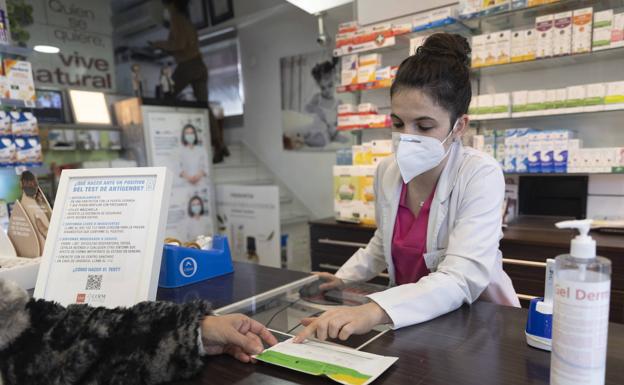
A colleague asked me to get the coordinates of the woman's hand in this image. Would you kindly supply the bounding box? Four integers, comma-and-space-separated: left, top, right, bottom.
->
201, 314, 278, 363
312, 271, 345, 291
293, 302, 391, 343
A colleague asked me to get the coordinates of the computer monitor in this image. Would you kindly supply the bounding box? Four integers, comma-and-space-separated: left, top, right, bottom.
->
68, 90, 112, 125
33, 89, 66, 123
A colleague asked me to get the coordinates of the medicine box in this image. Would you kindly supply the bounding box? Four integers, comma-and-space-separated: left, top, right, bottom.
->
572, 7, 593, 54
412, 11, 431, 32
511, 29, 526, 62
524, 29, 537, 61
359, 53, 381, 68
540, 131, 555, 173
512, 90, 529, 117
584, 83, 606, 112
478, 94, 494, 119
430, 6, 457, 27
527, 131, 542, 173
342, 54, 358, 71
375, 66, 392, 81
491, 93, 511, 118
593, 10, 613, 51
495, 30, 511, 64
553, 11, 572, 56
566, 85, 586, 113
471, 34, 487, 67
515, 128, 531, 173
536, 14, 554, 59
612, 13, 624, 48
338, 104, 357, 115
341, 69, 357, 86
527, 89, 546, 115
484, 33, 498, 66
357, 103, 377, 114
357, 65, 377, 84
604, 81, 624, 110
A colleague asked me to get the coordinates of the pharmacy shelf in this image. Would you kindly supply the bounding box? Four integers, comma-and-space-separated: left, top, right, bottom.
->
337, 79, 393, 93
39, 123, 122, 131
471, 107, 624, 124
0, 98, 34, 108
0, 45, 32, 57
472, 46, 624, 76
335, 19, 473, 57
462, 0, 624, 33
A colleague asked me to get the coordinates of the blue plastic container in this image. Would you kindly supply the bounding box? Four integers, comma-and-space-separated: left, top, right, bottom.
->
158, 235, 234, 288
525, 297, 553, 351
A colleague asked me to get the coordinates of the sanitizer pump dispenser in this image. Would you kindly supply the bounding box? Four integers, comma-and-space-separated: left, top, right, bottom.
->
550, 219, 612, 385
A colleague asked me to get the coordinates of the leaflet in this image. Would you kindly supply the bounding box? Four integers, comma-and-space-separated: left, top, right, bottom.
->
256, 338, 397, 385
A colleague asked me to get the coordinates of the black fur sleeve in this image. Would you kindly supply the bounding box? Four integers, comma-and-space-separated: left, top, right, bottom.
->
0, 299, 210, 385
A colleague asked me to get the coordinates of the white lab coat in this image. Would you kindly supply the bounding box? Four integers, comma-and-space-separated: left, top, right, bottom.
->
335, 142, 520, 329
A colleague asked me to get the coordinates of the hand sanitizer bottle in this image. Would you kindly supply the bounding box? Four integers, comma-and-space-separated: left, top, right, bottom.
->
551, 219, 611, 385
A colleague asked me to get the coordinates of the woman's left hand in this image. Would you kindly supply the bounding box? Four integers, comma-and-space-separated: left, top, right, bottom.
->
293, 302, 391, 343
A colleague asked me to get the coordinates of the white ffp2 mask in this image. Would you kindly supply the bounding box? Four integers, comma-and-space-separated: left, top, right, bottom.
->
394, 121, 458, 184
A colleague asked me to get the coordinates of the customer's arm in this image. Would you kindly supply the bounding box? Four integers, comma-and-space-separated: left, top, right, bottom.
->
0, 278, 276, 385
334, 159, 389, 283
367, 161, 505, 329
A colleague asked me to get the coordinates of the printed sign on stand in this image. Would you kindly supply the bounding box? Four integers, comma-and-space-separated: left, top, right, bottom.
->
142, 106, 216, 243
216, 185, 280, 268
34, 167, 172, 307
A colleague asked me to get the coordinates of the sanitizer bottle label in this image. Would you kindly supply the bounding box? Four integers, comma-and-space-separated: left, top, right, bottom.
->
551, 279, 611, 385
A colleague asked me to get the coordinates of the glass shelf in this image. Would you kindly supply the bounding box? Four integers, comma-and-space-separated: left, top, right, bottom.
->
0, 44, 32, 57
470, 107, 624, 124
472, 46, 624, 76
463, 0, 624, 33
0, 98, 34, 108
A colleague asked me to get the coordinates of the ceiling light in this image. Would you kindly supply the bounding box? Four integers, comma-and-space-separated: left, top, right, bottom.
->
285, 0, 352, 14
34, 45, 60, 54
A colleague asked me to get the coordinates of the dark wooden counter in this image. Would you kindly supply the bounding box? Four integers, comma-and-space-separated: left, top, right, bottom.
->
176, 301, 624, 385
309, 216, 624, 323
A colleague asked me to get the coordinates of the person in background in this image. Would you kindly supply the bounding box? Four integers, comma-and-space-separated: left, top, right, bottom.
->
303, 58, 348, 147
150, 0, 228, 162
179, 124, 207, 185
0, 278, 276, 384
295, 33, 519, 344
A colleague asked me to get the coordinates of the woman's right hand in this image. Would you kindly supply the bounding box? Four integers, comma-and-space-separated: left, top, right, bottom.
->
312, 271, 345, 291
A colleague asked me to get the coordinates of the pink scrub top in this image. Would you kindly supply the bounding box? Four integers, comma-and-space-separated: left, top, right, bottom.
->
391, 183, 436, 285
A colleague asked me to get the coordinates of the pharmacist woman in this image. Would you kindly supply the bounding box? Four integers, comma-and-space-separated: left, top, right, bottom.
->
295, 33, 520, 344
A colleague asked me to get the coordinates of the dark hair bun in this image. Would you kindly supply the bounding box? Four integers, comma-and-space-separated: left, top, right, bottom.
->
418, 33, 471, 67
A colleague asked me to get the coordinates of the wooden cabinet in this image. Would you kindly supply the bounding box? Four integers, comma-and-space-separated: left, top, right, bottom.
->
309, 217, 624, 323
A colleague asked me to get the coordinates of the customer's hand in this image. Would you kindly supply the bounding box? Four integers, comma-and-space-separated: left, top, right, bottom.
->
201, 314, 278, 363
293, 302, 391, 343
312, 271, 345, 291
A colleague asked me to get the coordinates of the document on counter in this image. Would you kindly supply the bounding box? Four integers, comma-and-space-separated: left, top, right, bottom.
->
255, 338, 397, 385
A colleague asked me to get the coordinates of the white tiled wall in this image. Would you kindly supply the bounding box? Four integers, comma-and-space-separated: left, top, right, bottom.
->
586, 174, 624, 220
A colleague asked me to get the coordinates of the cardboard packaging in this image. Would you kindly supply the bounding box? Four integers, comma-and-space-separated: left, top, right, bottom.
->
524, 28, 537, 61
515, 128, 531, 173
565, 85, 586, 113
553, 11, 572, 56
359, 53, 381, 68
478, 94, 494, 119
491, 92, 511, 118
572, 7, 593, 54
357, 65, 377, 84
412, 11, 431, 31
3, 60, 35, 106
357, 103, 377, 114
471, 34, 487, 67
593, 10, 614, 51
554, 88, 568, 110
584, 83, 606, 112
527, 90, 546, 115
604, 81, 624, 110
512, 90, 529, 117
341, 69, 357, 86
484, 33, 498, 66
511, 29, 527, 62
612, 13, 624, 48
536, 14, 554, 59
338, 104, 357, 115
375, 66, 392, 81
341, 54, 358, 71
495, 30, 511, 64
527, 131, 543, 173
